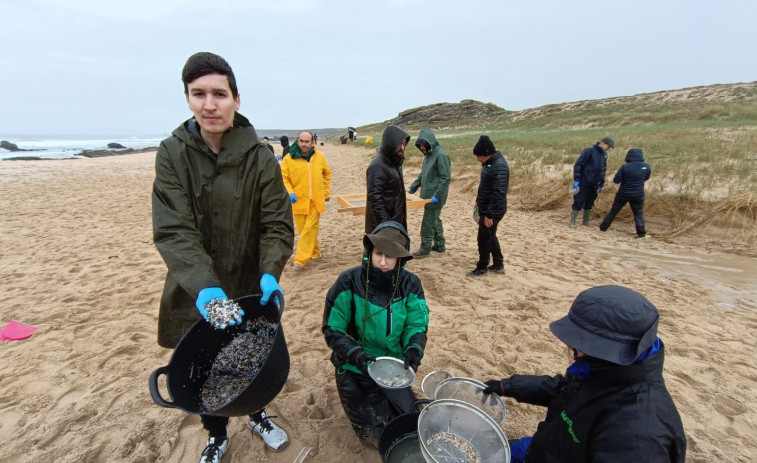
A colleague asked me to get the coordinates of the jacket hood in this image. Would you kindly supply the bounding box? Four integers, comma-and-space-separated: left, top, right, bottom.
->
583, 342, 666, 386
379, 125, 410, 164
625, 148, 644, 163
175, 112, 259, 151
416, 126, 439, 152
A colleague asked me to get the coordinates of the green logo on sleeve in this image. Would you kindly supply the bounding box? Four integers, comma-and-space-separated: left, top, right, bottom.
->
561, 410, 581, 444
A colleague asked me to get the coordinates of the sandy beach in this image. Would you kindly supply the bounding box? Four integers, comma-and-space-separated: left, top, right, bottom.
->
1, 143, 756, 462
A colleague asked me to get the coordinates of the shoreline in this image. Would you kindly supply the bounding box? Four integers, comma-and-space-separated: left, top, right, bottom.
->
1, 146, 159, 161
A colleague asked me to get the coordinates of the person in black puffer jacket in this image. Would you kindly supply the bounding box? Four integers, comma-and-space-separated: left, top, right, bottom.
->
468, 135, 509, 277
482, 285, 686, 463
365, 125, 410, 234
599, 148, 652, 237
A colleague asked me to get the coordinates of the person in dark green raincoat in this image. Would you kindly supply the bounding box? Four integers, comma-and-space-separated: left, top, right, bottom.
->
407, 126, 451, 257
152, 52, 295, 463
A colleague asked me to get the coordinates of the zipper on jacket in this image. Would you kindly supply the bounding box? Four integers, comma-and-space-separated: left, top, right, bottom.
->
386, 304, 392, 337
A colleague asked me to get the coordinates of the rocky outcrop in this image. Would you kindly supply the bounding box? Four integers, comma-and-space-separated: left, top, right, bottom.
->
1, 140, 22, 151
107, 142, 127, 149
78, 147, 158, 158
373, 100, 509, 130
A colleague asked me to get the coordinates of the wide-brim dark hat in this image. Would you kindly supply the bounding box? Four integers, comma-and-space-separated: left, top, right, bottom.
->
549, 285, 659, 365
363, 222, 412, 259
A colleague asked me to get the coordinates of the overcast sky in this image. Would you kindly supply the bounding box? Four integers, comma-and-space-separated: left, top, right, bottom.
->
2, 0, 755, 137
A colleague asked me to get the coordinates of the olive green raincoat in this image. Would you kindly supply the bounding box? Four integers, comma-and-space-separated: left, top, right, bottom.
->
152, 113, 294, 347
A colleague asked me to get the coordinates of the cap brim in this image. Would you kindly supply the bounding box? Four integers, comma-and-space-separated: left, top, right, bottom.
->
549, 315, 636, 365
363, 234, 412, 259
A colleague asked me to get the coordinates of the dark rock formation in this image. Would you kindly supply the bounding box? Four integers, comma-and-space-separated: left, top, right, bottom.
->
1, 140, 21, 151
107, 142, 127, 149
78, 147, 158, 158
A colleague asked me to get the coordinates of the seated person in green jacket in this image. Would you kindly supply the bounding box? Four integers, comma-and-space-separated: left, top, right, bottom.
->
482, 285, 686, 463
322, 221, 429, 441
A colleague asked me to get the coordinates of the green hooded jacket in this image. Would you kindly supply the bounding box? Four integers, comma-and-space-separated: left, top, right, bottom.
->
409, 127, 451, 206
152, 113, 294, 348
322, 224, 429, 375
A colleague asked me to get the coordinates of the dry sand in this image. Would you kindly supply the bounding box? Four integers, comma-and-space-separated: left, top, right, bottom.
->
1, 143, 756, 462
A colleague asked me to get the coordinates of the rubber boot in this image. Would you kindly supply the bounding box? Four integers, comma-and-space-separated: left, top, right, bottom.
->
569, 210, 579, 228
582, 209, 592, 226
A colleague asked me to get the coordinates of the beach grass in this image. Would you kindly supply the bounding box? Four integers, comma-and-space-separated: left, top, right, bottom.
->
345, 83, 757, 253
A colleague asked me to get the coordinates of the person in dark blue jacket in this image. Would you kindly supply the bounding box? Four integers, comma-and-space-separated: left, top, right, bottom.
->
570, 137, 614, 227
599, 148, 652, 237
482, 285, 686, 463
468, 135, 509, 277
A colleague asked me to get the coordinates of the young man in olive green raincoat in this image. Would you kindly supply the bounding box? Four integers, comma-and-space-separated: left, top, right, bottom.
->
407, 126, 451, 257
152, 52, 295, 462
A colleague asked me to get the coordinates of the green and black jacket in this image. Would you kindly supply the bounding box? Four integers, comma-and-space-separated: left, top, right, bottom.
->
323, 259, 429, 375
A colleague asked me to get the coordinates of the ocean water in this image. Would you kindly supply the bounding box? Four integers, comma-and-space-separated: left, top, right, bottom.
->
0, 136, 164, 160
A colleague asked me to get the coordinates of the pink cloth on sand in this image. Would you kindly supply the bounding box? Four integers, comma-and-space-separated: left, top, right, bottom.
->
1, 321, 38, 341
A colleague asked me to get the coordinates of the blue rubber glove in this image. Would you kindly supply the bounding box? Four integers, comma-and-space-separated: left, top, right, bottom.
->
598, 186, 603, 193
573, 181, 579, 188
431, 195, 440, 204
289, 193, 297, 204
260, 273, 282, 306
408, 186, 416, 194
196, 287, 228, 320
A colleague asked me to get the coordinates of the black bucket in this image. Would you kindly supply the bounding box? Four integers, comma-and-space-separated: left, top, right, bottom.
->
378, 399, 431, 462
149, 293, 289, 416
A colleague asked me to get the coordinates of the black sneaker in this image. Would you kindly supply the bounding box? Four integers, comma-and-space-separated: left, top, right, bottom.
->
200, 437, 229, 463
431, 246, 446, 253
466, 268, 487, 277
487, 264, 505, 274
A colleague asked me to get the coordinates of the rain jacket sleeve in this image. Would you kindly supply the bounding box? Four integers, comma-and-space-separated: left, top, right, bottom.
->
502, 374, 564, 407
366, 158, 394, 225
323, 269, 364, 366
153, 140, 219, 297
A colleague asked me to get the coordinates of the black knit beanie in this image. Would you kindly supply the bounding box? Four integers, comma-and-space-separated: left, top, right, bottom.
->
473, 135, 496, 156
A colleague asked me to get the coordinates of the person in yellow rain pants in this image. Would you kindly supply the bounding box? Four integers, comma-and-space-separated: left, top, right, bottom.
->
280, 130, 332, 269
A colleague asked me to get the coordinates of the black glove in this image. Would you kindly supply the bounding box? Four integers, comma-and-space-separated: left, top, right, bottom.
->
351, 350, 376, 375
482, 379, 506, 396
403, 348, 421, 371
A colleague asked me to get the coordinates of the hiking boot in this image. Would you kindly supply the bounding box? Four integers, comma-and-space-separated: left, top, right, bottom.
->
569, 210, 579, 228
292, 262, 304, 271
487, 264, 505, 274
249, 411, 289, 452
431, 245, 446, 253
635, 234, 650, 239
199, 437, 229, 463
466, 268, 487, 277
412, 249, 430, 258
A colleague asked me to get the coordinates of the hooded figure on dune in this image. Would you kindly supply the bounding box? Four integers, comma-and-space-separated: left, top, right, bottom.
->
365, 125, 410, 234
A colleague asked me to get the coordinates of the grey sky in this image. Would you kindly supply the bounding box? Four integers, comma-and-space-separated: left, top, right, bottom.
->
1, 0, 755, 137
